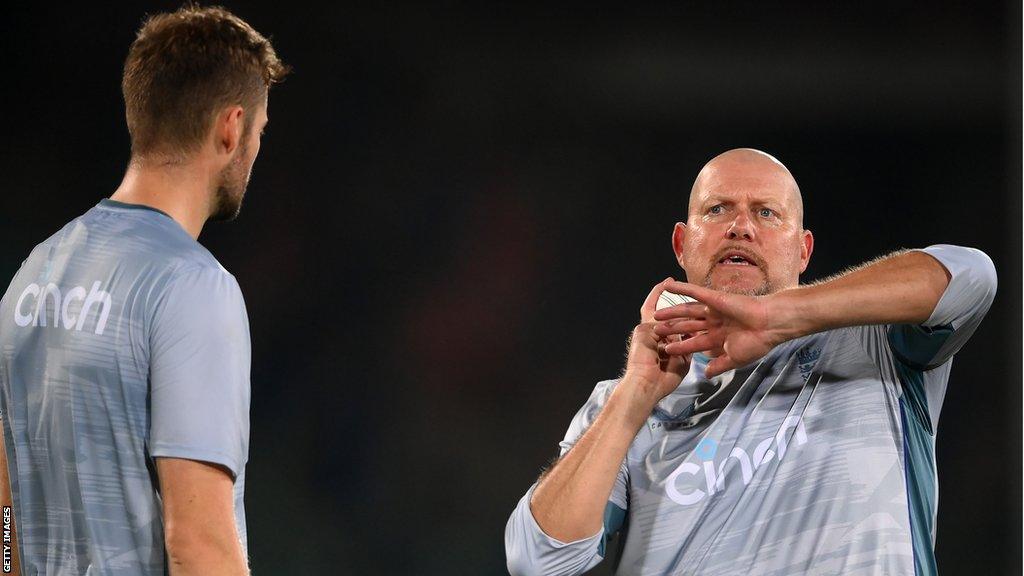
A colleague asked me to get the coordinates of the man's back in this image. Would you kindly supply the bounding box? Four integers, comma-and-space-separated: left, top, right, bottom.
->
0, 199, 250, 575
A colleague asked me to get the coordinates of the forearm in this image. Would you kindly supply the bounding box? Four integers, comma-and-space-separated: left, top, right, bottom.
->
772, 249, 950, 341
166, 533, 248, 576
157, 458, 248, 576
529, 376, 651, 542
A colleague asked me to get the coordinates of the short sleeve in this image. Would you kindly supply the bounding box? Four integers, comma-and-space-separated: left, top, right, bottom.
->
887, 245, 997, 370
148, 266, 251, 479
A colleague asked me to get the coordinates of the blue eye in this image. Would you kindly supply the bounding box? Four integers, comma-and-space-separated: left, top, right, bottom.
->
759, 208, 774, 218
709, 205, 723, 215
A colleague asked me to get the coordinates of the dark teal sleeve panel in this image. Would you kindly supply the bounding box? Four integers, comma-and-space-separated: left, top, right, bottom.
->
888, 245, 996, 370
896, 361, 939, 576
887, 324, 953, 373
598, 502, 627, 557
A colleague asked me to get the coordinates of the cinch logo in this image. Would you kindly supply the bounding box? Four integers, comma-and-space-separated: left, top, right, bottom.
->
13, 281, 112, 335
665, 415, 808, 506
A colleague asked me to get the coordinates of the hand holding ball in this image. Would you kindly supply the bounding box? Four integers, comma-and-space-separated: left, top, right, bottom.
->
655, 290, 699, 347
656, 290, 697, 311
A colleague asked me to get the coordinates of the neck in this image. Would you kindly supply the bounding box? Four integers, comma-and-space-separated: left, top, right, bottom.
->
110, 157, 212, 239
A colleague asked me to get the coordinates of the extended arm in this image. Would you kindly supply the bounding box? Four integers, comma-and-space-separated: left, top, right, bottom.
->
157, 458, 248, 576
774, 249, 950, 336
655, 246, 996, 376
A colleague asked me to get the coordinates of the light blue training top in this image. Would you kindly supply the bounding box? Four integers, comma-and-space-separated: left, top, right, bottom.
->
0, 199, 250, 575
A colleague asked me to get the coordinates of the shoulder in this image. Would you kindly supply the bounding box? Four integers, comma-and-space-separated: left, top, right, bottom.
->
84, 201, 231, 276
150, 230, 229, 282
132, 240, 243, 330
918, 245, 997, 296
918, 244, 994, 268
585, 379, 621, 409
149, 263, 249, 347
158, 262, 243, 313
563, 379, 621, 432
164, 249, 237, 288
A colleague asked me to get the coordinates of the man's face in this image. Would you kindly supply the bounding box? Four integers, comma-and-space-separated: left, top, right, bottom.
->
210, 98, 268, 222
675, 152, 812, 296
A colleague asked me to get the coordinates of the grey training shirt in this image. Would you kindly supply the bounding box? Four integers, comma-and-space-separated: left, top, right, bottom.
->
506, 245, 996, 576
0, 199, 251, 575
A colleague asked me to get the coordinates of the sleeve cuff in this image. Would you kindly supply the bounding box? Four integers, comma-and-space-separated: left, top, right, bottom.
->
149, 443, 245, 480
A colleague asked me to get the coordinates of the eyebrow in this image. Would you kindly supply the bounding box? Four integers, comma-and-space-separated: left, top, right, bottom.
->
702, 196, 787, 211
701, 196, 731, 206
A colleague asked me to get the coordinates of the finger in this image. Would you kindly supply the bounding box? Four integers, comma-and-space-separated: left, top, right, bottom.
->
663, 333, 718, 356
653, 302, 710, 322
653, 319, 709, 337
656, 340, 672, 371
640, 277, 675, 322
630, 322, 660, 350
705, 356, 738, 378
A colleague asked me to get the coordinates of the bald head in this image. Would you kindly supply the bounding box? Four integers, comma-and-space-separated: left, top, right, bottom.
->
689, 148, 803, 226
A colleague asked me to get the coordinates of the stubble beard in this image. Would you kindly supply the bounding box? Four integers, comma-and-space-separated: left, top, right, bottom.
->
702, 266, 774, 296
209, 141, 251, 223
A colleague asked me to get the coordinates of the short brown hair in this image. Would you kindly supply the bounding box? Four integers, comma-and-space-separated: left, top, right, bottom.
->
122, 4, 289, 157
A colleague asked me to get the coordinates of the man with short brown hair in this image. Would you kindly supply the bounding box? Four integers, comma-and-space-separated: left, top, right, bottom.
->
0, 5, 287, 574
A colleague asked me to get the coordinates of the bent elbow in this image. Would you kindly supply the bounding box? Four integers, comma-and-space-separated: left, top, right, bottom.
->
505, 486, 605, 576
506, 520, 545, 576
972, 248, 998, 304
505, 530, 599, 576
953, 246, 998, 312
506, 551, 541, 576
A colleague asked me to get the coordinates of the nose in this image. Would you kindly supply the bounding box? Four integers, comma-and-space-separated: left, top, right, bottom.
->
726, 211, 754, 241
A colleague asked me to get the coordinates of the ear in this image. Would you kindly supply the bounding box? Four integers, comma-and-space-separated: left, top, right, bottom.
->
798, 229, 814, 273
214, 106, 245, 157
672, 222, 687, 268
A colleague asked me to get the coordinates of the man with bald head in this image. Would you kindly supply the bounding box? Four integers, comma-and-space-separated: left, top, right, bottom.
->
506, 149, 996, 575
678, 148, 811, 297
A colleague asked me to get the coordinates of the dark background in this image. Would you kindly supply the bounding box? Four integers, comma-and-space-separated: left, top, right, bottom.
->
4, 2, 1020, 574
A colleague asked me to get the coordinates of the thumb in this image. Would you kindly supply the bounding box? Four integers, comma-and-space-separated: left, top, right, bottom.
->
671, 354, 691, 378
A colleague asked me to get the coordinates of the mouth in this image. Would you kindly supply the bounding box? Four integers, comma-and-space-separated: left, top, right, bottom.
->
716, 251, 760, 268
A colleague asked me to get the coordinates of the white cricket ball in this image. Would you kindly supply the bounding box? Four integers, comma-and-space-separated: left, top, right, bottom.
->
656, 291, 697, 311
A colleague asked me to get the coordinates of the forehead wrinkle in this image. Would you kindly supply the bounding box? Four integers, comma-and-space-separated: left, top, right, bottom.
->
687, 154, 804, 226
